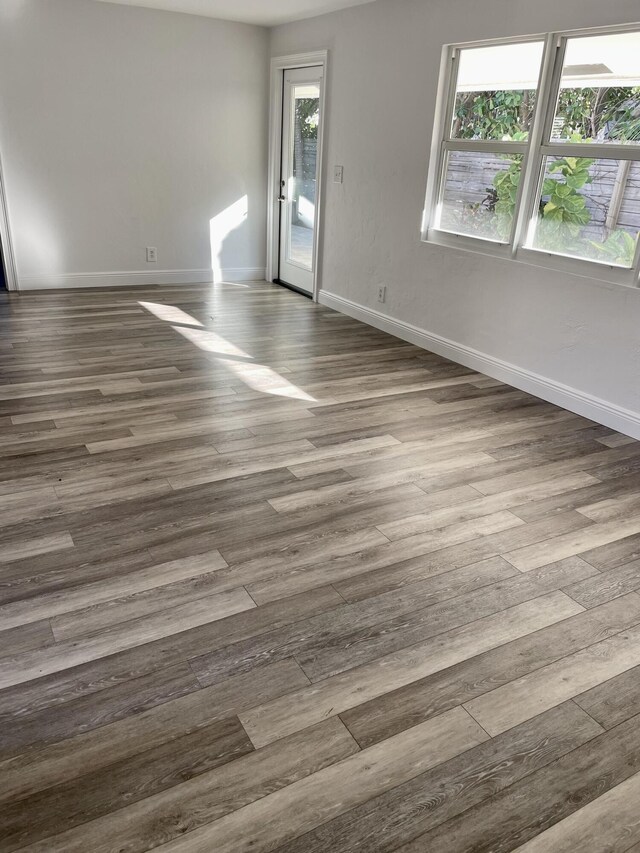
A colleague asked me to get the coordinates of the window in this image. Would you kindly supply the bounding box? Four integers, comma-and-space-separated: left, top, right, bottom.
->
425, 26, 640, 286
433, 40, 544, 245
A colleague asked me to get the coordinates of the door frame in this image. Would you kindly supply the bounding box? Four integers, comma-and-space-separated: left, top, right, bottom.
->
0, 147, 18, 292
267, 50, 328, 301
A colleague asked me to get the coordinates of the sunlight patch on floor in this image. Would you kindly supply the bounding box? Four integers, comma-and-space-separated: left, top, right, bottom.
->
139, 302, 203, 327
226, 360, 316, 401
154, 316, 318, 402
172, 325, 252, 358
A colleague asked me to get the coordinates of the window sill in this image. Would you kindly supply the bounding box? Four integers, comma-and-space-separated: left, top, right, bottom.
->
423, 228, 640, 290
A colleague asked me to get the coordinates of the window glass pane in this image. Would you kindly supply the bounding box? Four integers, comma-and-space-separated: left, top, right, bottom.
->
451, 42, 544, 140
552, 32, 640, 144
528, 156, 640, 267
287, 83, 320, 270
437, 151, 522, 241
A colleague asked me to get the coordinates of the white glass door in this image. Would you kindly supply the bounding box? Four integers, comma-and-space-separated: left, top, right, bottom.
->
278, 66, 323, 295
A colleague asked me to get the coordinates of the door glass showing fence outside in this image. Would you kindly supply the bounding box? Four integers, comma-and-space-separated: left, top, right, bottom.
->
278, 66, 323, 295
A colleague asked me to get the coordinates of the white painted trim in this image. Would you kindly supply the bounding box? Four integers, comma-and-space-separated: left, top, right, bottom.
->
215, 267, 265, 283
422, 23, 640, 291
267, 50, 328, 302
0, 148, 18, 292
19, 269, 214, 290
18, 268, 268, 290
17, 267, 264, 291
425, 230, 638, 290
319, 290, 640, 440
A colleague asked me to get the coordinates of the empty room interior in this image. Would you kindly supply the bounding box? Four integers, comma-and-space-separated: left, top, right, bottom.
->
3, 0, 640, 850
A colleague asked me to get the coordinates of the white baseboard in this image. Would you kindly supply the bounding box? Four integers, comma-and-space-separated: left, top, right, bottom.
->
215, 268, 266, 283
18, 267, 266, 290
319, 289, 640, 440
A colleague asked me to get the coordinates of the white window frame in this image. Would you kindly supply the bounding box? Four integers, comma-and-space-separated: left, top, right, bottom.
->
422, 23, 640, 289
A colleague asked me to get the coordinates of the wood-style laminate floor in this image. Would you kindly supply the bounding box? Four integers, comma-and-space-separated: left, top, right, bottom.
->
2, 280, 640, 852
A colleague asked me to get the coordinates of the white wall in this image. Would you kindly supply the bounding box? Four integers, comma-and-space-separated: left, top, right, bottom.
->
0, 0, 269, 288
271, 0, 640, 436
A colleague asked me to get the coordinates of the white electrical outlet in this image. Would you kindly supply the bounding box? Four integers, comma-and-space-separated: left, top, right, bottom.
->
146, 247, 157, 263
377, 286, 386, 303
333, 165, 344, 184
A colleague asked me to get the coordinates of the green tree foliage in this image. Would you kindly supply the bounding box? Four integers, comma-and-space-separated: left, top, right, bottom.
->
555, 87, 640, 143
453, 86, 640, 143
295, 98, 319, 139
451, 86, 639, 265
534, 151, 594, 253
453, 90, 535, 140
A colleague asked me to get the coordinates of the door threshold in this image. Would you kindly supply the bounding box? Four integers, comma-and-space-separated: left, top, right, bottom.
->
273, 279, 313, 299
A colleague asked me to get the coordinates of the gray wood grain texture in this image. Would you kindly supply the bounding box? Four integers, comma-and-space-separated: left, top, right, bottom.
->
1, 281, 639, 852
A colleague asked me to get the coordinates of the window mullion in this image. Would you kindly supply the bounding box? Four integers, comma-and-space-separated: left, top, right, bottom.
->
540, 142, 640, 161
539, 34, 566, 145
511, 33, 563, 256
632, 227, 640, 287
444, 140, 527, 155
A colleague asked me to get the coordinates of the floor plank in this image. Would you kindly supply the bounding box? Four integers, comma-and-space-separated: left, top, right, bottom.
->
0, 586, 256, 689
240, 592, 583, 748
1, 281, 639, 852
341, 590, 640, 748
133, 708, 488, 853
511, 769, 640, 852
0, 659, 308, 802
1, 715, 254, 852
275, 702, 602, 853
464, 610, 640, 736
395, 709, 640, 852
17, 718, 358, 853
574, 662, 640, 730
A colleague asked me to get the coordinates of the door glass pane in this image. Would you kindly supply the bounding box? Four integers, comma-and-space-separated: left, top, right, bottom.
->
451, 42, 544, 141
287, 83, 320, 269
528, 156, 640, 267
437, 150, 523, 241
551, 32, 640, 144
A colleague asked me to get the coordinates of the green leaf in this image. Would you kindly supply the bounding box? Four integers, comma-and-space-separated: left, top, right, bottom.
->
550, 193, 568, 209
495, 200, 512, 216
563, 194, 587, 213
553, 183, 572, 198
572, 209, 590, 225
544, 206, 564, 221
565, 172, 589, 190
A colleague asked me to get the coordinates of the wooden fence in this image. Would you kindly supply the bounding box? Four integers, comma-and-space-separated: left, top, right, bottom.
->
444, 150, 640, 240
